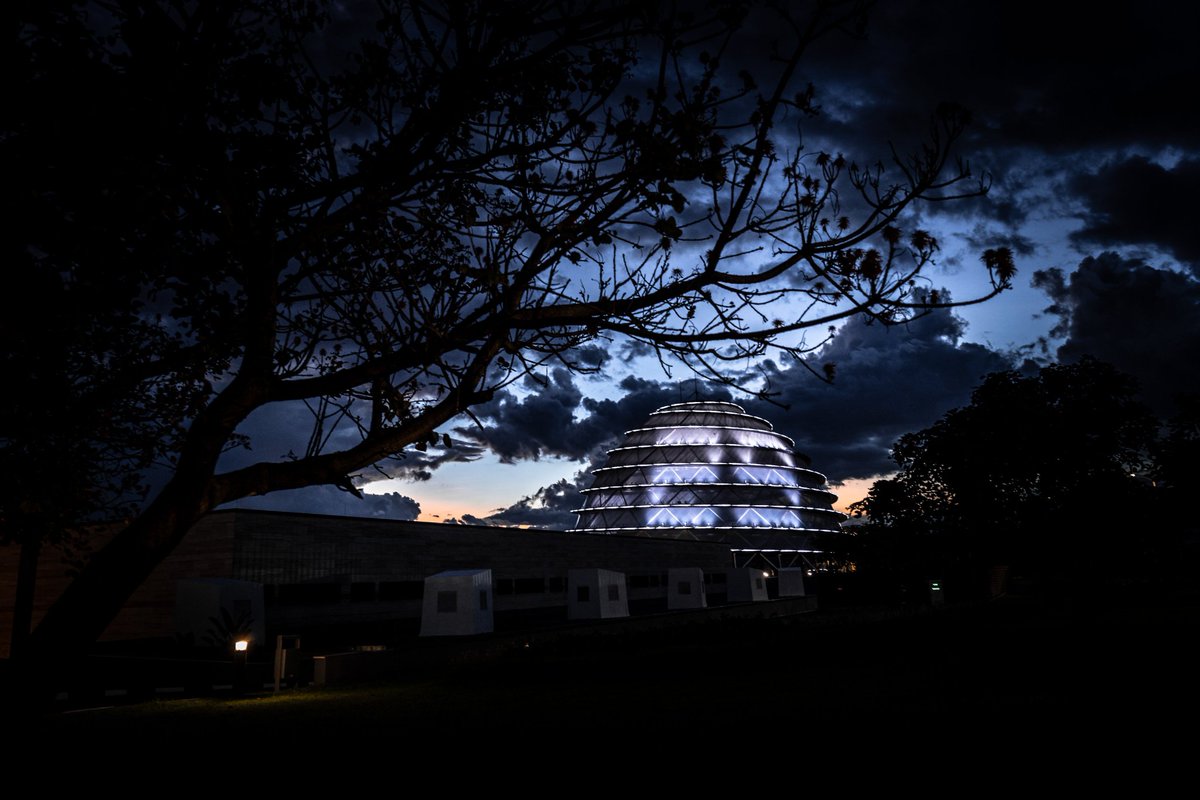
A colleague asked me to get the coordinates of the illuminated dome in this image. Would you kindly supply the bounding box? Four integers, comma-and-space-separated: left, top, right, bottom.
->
570, 401, 846, 564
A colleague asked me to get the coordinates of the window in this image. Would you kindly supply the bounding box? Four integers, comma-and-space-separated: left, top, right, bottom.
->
755, 578, 763, 590
437, 590, 457, 613
577, 585, 590, 602
479, 590, 488, 611
277, 583, 341, 604
678, 581, 692, 595
607, 584, 620, 602
378, 581, 424, 601
515, 577, 546, 594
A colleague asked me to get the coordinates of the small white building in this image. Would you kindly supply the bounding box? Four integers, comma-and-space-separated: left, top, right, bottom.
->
667, 567, 707, 610
777, 568, 807, 597
175, 577, 266, 648
726, 568, 769, 602
420, 569, 494, 636
567, 568, 629, 620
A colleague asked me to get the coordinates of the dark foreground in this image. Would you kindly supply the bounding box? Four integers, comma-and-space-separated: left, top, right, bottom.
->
22, 594, 1200, 768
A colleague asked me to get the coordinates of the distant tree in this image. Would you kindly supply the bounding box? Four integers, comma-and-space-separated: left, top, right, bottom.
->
3, 0, 1014, 667
1153, 395, 1200, 492
850, 359, 1160, 592
1152, 394, 1200, 552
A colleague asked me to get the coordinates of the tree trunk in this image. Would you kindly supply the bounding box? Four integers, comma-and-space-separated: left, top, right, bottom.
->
9, 537, 40, 660
22, 495, 206, 700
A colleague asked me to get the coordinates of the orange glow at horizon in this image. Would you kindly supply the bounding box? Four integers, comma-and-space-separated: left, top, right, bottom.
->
830, 475, 887, 515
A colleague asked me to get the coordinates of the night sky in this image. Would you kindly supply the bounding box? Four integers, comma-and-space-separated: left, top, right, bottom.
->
226, 0, 1200, 526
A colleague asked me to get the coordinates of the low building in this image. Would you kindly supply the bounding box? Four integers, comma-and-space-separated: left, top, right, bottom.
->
0, 509, 733, 653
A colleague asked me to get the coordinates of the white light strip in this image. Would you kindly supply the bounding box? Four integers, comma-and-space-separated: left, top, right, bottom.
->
648, 405, 775, 429
619, 424, 796, 448
606, 443, 793, 456
591, 460, 830, 482
579, 482, 837, 495
728, 549, 822, 553
573, 502, 847, 516
624, 422, 781, 437
565, 525, 840, 533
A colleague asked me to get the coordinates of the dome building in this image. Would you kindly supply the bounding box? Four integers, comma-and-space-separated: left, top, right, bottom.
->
570, 401, 847, 568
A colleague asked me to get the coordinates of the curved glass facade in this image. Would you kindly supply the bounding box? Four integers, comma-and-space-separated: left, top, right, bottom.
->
571, 401, 846, 556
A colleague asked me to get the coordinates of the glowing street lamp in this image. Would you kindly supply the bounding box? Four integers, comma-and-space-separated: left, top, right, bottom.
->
232, 638, 250, 694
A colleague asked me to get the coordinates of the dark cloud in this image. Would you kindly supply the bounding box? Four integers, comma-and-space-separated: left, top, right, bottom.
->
759, 2, 1200, 250
220, 400, 482, 483
811, 1, 1200, 155
463, 365, 736, 464
739, 302, 1013, 480
573, 344, 611, 370
961, 223, 1038, 258
1069, 157, 1200, 272
480, 478, 584, 530
221, 401, 366, 472
1033, 252, 1200, 414
383, 437, 488, 483
617, 339, 657, 362
467, 298, 1010, 485
572, 376, 736, 461
221, 484, 420, 520
459, 368, 584, 462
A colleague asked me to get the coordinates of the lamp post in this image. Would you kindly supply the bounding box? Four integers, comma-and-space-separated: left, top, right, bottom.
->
233, 638, 250, 694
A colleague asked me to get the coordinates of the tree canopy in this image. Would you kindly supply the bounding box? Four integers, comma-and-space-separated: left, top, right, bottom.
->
3, 0, 1015, 662
850, 359, 1167, 590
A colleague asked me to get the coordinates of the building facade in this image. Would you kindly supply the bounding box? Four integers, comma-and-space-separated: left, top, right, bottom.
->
571, 401, 847, 568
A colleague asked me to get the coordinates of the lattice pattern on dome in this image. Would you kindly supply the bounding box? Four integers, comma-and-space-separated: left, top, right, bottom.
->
570, 401, 846, 550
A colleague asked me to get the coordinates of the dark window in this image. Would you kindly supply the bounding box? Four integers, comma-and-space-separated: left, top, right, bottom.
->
479, 590, 488, 611
378, 581, 424, 601
548, 577, 566, 593
678, 581, 692, 595
495, 578, 515, 595
755, 578, 763, 590
607, 584, 620, 602
277, 583, 341, 604
577, 585, 590, 603
437, 590, 457, 613
350, 582, 376, 602
515, 577, 546, 594
629, 575, 650, 589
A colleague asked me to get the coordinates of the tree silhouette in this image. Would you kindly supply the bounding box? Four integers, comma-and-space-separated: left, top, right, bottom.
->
5, 0, 1014, 664
850, 359, 1159, 592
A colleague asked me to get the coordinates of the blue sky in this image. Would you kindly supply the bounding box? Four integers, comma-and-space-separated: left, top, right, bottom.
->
228, 0, 1200, 525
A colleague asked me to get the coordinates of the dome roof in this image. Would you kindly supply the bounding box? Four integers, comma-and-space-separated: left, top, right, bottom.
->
570, 401, 846, 553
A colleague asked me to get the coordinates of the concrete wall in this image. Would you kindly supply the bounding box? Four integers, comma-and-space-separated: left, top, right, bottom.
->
567, 569, 629, 620
667, 567, 707, 610
420, 569, 494, 636
726, 568, 770, 602
777, 568, 807, 598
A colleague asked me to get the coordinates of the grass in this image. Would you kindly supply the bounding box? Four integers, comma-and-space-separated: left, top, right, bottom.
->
23, 594, 1200, 767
